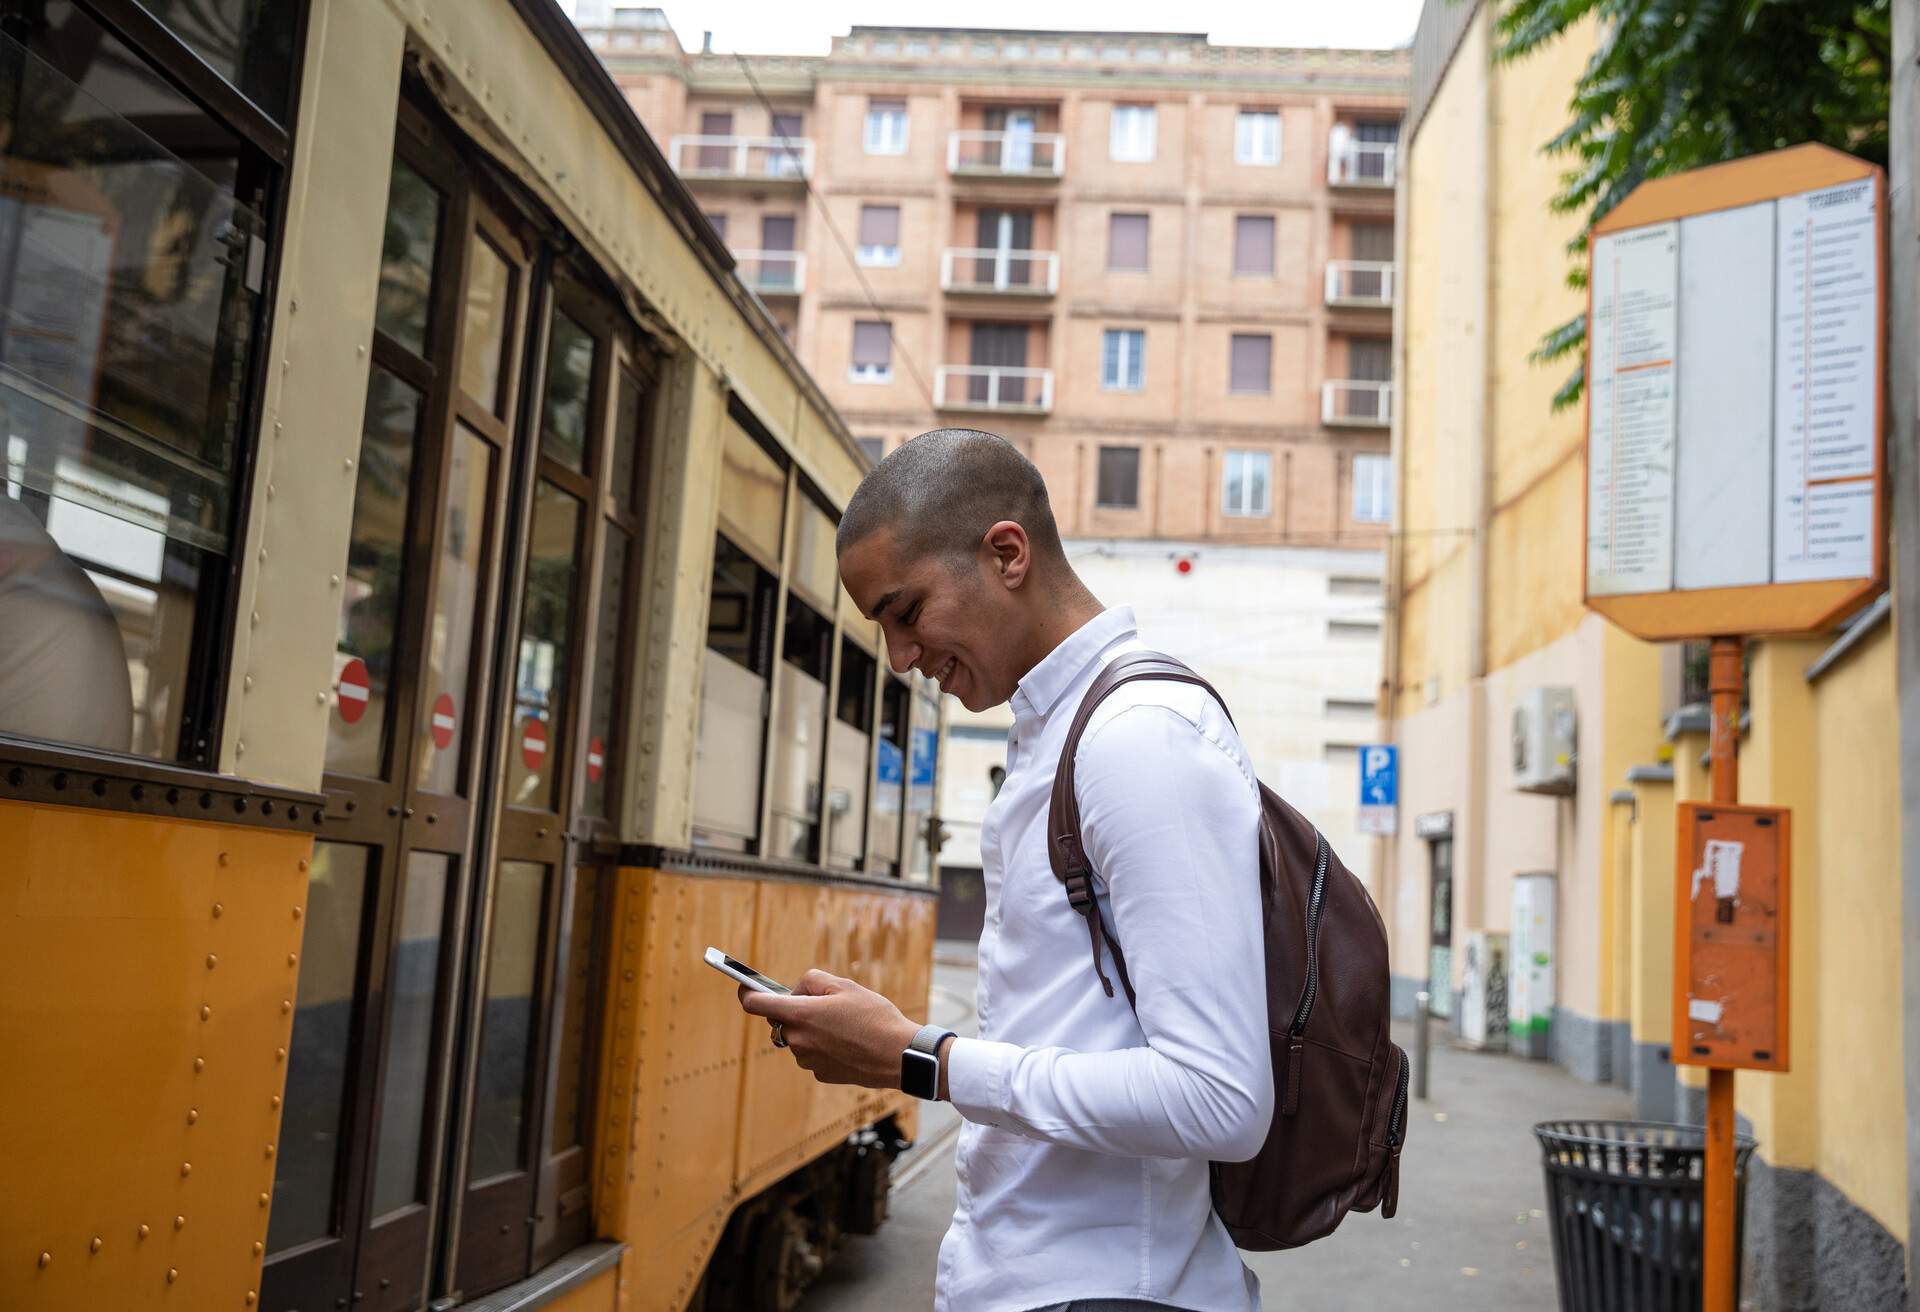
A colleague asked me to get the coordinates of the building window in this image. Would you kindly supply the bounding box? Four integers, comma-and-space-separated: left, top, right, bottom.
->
857, 204, 901, 265
1236, 110, 1281, 164
1108, 212, 1149, 271
1329, 619, 1382, 640
1326, 697, 1377, 717
1102, 329, 1145, 391
1109, 104, 1157, 161
865, 98, 909, 154
704, 212, 728, 241
1229, 333, 1272, 394
1096, 446, 1141, 509
857, 436, 886, 463
850, 320, 893, 383
1234, 215, 1276, 276
1353, 453, 1392, 523
1222, 449, 1272, 517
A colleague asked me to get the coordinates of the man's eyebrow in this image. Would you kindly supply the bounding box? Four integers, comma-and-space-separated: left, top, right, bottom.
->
868, 588, 903, 622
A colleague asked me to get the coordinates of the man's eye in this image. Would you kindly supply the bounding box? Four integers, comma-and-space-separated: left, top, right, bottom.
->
901, 603, 920, 626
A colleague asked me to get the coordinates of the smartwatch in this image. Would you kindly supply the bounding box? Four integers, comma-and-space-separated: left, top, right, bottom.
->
901, 1023, 956, 1100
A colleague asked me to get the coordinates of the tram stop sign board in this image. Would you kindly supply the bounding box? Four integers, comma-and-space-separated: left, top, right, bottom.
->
1583, 143, 1887, 642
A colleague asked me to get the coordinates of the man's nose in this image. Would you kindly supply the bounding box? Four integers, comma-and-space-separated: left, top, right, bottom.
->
886, 639, 919, 675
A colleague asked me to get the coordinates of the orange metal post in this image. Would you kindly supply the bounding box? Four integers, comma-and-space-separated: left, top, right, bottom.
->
1703, 636, 1743, 1312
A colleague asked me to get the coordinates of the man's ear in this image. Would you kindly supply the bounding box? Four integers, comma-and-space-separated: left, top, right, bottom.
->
982, 520, 1032, 589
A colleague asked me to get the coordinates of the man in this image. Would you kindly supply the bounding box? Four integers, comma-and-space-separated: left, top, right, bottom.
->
738, 428, 1271, 1312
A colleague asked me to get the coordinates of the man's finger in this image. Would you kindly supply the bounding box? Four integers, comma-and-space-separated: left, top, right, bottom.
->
795, 968, 851, 996
738, 989, 811, 1022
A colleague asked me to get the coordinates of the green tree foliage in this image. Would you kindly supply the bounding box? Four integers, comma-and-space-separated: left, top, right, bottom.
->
1494, 0, 1890, 409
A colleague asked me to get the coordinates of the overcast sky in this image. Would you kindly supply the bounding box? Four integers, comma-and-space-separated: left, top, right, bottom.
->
557, 1, 1427, 53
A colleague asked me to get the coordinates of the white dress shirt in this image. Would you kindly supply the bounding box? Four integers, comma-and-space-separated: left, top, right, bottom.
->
937, 606, 1272, 1312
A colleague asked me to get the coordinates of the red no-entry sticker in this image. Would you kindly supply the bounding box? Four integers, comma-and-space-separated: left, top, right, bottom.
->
521, 716, 548, 771
430, 693, 457, 750
336, 658, 370, 725
587, 736, 606, 783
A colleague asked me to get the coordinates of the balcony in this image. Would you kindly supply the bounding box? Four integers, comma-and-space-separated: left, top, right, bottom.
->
1325, 261, 1395, 308
933, 365, 1055, 415
732, 250, 805, 296
940, 248, 1060, 296
668, 135, 814, 183
1328, 138, 1397, 188
1322, 380, 1394, 428
947, 131, 1065, 179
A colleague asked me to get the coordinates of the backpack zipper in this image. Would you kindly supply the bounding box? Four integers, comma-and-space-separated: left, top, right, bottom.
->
1385, 1048, 1410, 1148
1286, 832, 1332, 1036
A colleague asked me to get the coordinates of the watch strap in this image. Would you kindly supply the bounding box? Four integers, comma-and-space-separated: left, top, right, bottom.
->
910, 1023, 956, 1056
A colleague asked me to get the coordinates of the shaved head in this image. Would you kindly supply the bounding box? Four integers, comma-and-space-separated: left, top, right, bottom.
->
836, 428, 1064, 575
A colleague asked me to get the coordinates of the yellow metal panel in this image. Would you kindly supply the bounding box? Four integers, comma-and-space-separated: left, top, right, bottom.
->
543, 1266, 619, 1312
0, 802, 309, 1310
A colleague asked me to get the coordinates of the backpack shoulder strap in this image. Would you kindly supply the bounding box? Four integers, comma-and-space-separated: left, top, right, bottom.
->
1048, 650, 1234, 1004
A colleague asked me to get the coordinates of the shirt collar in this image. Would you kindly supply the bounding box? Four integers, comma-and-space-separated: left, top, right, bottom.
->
1009, 606, 1138, 722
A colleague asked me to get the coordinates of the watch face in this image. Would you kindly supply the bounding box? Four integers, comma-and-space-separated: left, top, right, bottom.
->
901, 1048, 939, 1100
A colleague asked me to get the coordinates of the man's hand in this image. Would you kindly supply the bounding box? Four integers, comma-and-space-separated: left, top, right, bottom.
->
738, 969, 919, 1090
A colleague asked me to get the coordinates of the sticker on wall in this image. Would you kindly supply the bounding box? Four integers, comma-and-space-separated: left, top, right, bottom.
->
587, 736, 606, 783
521, 716, 548, 772
430, 693, 457, 750
336, 658, 370, 725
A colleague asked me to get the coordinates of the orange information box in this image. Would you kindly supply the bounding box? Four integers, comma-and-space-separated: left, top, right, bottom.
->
1672, 802, 1791, 1072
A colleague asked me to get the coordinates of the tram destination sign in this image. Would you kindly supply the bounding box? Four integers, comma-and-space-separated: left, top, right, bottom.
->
1583, 144, 1886, 641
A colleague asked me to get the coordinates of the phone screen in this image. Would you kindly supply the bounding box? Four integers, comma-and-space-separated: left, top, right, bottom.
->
721, 953, 791, 995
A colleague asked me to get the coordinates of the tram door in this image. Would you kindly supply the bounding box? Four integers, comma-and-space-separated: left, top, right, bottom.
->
266, 109, 531, 1312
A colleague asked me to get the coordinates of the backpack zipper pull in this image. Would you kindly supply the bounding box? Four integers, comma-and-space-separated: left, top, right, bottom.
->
1282, 1038, 1303, 1116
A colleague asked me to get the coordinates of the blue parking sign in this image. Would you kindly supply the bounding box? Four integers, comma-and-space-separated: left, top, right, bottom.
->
1358, 745, 1398, 835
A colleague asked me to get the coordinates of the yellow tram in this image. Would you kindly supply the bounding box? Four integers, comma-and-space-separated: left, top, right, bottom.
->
0, 2, 943, 1309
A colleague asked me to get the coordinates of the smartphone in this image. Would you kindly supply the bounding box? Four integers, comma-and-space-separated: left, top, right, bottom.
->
704, 946, 791, 995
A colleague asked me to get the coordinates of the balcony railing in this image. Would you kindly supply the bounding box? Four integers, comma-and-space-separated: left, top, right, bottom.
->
668, 135, 815, 181
947, 130, 1066, 178
940, 248, 1060, 295
1328, 137, 1397, 188
1322, 380, 1394, 427
732, 250, 806, 295
934, 365, 1055, 414
1325, 260, 1395, 308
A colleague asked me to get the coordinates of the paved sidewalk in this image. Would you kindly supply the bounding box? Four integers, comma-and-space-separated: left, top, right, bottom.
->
800, 952, 1632, 1310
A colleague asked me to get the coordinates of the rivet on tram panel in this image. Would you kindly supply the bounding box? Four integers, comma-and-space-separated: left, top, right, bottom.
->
270, 1094, 280, 1110
193, 1057, 205, 1073
258, 1193, 269, 1208
138, 1225, 149, 1240
265, 483, 274, 500
89, 1237, 101, 1254
236, 741, 246, 757
297, 860, 308, 873
247, 1293, 258, 1306
293, 904, 303, 917
38, 1252, 50, 1269
201, 1006, 211, 1021
252, 1242, 262, 1257
275, 1047, 286, 1063
265, 1143, 275, 1158
243, 675, 254, 692
329, 574, 340, 588
281, 1000, 292, 1015
343, 458, 354, 472
315, 693, 327, 706
250, 611, 261, 627
206, 954, 218, 970
180, 1162, 192, 1178
287, 953, 298, 968
187, 1108, 198, 1125
166, 1267, 178, 1283
174, 1215, 185, 1230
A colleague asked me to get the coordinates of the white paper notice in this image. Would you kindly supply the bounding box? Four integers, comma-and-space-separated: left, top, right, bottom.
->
1587, 223, 1679, 596
1774, 179, 1879, 582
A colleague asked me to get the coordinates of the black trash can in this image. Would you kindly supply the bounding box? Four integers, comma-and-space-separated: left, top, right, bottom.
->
1533, 1120, 1757, 1312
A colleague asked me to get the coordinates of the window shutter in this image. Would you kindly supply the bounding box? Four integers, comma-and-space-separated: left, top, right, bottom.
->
1096, 446, 1140, 508
1234, 216, 1275, 275
1230, 334, 1271, 393
859, 205, 900, 246
1109, 213, 1149, 270
852, 321, 891, 368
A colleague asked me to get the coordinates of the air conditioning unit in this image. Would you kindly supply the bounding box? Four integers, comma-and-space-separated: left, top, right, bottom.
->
1512, 687, 1576, 795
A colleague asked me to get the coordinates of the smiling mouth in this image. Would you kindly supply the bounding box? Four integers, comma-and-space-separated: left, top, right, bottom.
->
933, 656, 957, 688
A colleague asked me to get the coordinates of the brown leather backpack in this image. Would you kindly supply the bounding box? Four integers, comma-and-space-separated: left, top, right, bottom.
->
1048, 651, 1408, 1250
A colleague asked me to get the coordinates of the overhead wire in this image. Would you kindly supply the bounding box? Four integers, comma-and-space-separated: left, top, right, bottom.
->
734, 52, 937, 410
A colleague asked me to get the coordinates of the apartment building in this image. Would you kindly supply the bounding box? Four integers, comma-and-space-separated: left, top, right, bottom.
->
579, 9, 1410, 916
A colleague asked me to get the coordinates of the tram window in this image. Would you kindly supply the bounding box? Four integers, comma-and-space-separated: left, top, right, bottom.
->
459, 236, 516, 415
540, 311, 596, 473
580, 520, 628, 819
871, 677, 908, 876
415, 426, 494, 796
470, 860, 548, 1181
717, 419, 784, 565
546, 866, 602, 1152
369, 852, 452, 1219
826, 638, 876, 871
377, 159, 442, 355
769, 595, 832, 861
325, 369, 422, 777
0, 12, 267, 763
693, 534, 776, 851
504, 482, 583, 810
787, 494, 837, 613
907, 689, 940, 879
270, 843, 372, 1252
132, 0, 301, 123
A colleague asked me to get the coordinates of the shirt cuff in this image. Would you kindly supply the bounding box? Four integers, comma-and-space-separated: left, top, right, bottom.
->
944, 1035, 1017, 1125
